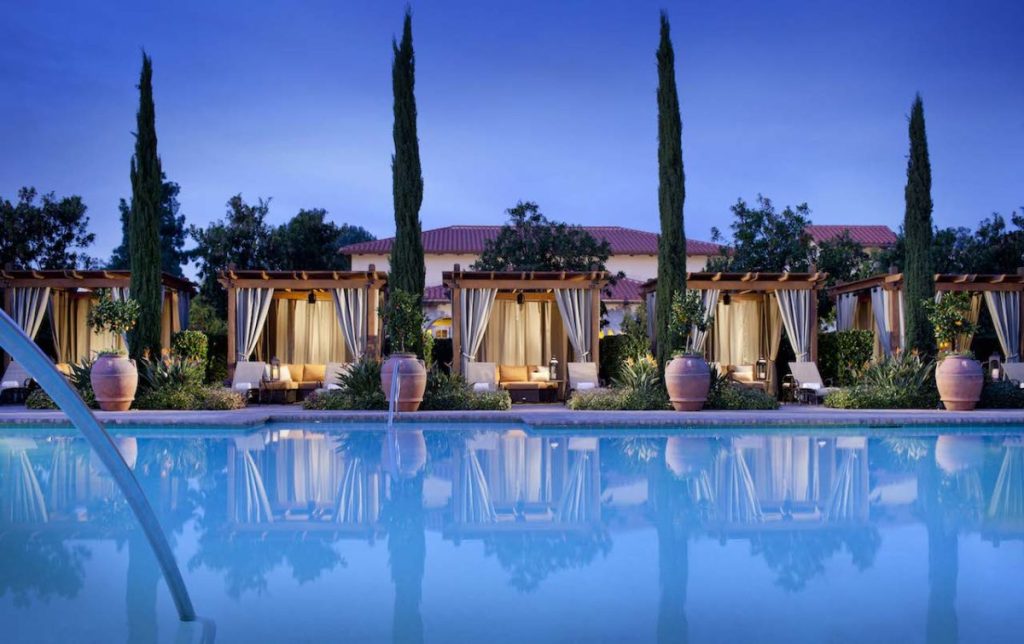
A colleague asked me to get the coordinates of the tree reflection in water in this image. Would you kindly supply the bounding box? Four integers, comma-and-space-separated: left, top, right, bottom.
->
0, 533, 90, 606
386, 474, 425, 644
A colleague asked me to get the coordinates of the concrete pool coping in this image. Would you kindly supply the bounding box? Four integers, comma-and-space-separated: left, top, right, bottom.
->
1, 403, 1023, 432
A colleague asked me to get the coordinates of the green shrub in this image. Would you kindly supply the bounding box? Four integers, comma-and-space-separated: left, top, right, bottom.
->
824, 384, 938, 410
567, 388, 630, 411
706, 381, 779, 410
138, 357, 205, 392
421, 369, 512, 411
467, 389, 512, 410
599, 334, 628, 383
818, 330, 873, 386
381, 289, 425, 355
859, 352, 935, 391
196, 387, 246, 410
25, 389, 58, 410
171, 330, 209, 364
978, 380, 1024, 409
134, 384, 245, 410
87, 293, 139, 342
302, 389, 352, 410
205, 333, 228, 384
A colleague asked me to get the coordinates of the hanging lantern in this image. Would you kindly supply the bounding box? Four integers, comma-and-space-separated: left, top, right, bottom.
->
307, 290, 317, 304
270, 357, 281, 381
989, 354, 1002, 381
549, 356, 559, 381
756, 358, 768, 381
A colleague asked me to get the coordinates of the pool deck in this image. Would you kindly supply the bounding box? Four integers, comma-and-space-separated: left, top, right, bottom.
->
1, 403, 1022, 431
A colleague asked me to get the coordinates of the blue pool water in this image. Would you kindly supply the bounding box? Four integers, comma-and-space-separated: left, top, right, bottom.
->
0, 424, 1022, 643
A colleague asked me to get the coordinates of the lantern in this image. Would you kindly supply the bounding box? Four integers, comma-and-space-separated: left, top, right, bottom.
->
988, 354, 1002, 381
270, 357, 281, 381
756, 358, 768, 381
549, 356, 559, 381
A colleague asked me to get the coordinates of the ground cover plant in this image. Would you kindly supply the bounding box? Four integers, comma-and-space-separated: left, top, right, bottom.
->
824, 352, 938, 409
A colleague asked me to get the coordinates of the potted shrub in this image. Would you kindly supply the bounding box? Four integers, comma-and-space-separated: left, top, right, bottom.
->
663, 291, 712, 411
86, 293, 141, 411
926, 292, 982, 411
379, 289, 427, 411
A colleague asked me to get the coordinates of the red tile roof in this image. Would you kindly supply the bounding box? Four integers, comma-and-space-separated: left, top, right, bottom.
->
423, 284, 449, 303
805, 225, 897, 248
340, 225, 720, 256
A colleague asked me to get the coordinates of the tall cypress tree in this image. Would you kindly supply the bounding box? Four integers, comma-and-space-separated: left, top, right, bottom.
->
128, 53, 164, 360
390, 9, 426, 300
902, 94, 935, 356
655, 12, 687, 368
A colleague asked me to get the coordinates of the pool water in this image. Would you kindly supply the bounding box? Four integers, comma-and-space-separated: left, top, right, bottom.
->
1, 425, 1022, 643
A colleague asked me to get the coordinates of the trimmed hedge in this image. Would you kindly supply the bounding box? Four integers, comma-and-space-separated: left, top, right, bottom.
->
818, 330, 873, 386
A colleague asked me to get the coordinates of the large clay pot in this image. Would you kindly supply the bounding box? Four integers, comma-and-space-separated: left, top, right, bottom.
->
665, 355, 710, 411
380, 353, 427, 412
935, 356, 983, 411
90, 354, 138, 412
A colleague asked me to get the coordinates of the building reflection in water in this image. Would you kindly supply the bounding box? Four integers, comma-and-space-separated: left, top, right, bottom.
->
1, 428, 1023, 642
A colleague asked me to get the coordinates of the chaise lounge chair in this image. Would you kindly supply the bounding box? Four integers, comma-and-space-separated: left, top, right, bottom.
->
787, 362, 839, 404
232, 361, 268, 403
1003, 362, 1024, 389
466, 362, 498, 392
0, 361, 32, 404
568, 362, 601, 394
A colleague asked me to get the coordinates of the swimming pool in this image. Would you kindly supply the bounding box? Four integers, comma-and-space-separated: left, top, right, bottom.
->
1, 423, 1022, 643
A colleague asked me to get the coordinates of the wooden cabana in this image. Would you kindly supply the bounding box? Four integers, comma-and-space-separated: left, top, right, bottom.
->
443, 267, 607, 394
1, 269, 195, 369
217, 268, 386, 372
642, 271, 829, 394
829, 270, 1024, 361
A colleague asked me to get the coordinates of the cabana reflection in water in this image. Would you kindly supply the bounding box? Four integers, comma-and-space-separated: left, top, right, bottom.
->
1, 425, 1024, 642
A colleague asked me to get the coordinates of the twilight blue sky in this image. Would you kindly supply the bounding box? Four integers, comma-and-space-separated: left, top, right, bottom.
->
1, 0, 1021, 266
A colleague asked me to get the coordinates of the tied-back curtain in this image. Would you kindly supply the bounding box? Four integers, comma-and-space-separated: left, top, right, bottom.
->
689, 289, 719, 353
776, 289, 813, 363
763, 294, 783, 396
835, 293, 857, 332
871, 288, 893, 358
10, 287, 50, 340
897, 290, 906, 351
460, 288, 497, 372
332, 287, 367, 360
985, 291, 1021, 362
177, 291, 191, 331
236, 287, 275, 363
555, 288, 593, 362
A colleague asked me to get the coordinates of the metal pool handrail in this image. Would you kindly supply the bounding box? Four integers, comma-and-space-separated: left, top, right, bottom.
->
0, 308, 196, 622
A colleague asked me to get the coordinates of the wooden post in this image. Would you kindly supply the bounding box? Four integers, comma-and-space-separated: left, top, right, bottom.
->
590, 284, 601, 366
366, 285, 380, 359
451, 284, 463, 375
888, 285, 900, 355
226, 285, 236, 373
1018, 267, 1024, 360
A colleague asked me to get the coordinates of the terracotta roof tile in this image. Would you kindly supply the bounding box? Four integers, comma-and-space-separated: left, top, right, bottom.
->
805, 225, 897, 247
421, 278, 645, 304
340, 225, 720, 256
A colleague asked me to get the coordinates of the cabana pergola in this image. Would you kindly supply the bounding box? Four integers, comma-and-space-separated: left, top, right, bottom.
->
0, 269, 195, 369
642, 271, 829, 394
443, 268, 607, 388
218, 269, 386, 372
829, 270, 1024, 361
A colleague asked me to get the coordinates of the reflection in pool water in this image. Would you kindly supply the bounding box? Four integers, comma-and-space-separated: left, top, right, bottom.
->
0, 428, 1022, 643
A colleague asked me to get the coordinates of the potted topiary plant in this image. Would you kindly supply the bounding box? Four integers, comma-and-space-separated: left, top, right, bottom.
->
664, 290, 712, 411
925, 291, 982, 411
87, 292, 141, 411
379, 289, 428, 411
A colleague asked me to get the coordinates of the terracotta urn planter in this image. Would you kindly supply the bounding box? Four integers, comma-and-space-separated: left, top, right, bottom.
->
90, 354, 138, 412
380, 353, 427, 412
665, 355, 710, 411
935, 355, 983, 411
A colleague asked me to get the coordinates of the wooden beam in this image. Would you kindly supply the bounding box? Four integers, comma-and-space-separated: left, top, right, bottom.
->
226, 287, 237, 373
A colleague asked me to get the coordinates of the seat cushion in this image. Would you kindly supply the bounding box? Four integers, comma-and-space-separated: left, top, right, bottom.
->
285, 364, 303, 382
304, 364, 326, 382
264, 380, 298, 391
503, 381, 546, 390
499, 365, 529, 384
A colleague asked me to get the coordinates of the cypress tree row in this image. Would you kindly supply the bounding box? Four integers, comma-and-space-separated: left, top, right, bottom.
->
128, 53, 164, 360
654, 12, 687, 368
902, 94, 936, 356
389, 9, 426, 300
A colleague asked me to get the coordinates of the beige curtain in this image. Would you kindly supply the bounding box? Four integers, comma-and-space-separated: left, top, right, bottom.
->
763, 294, 783, 395
460, 288, 498, 372
10, 287, 50, 339
984, 291, 1021, 362
48, 291, 78, 364
776, 290, 813, 363
272, 300, 347, 365
235, 287, 275, 362
479, 301, 550, 366
554, 289, 593, 362
835, 293, 857, 332
690, 289, 719, 354
712, 297, 763, 367
332, 287, 367, 360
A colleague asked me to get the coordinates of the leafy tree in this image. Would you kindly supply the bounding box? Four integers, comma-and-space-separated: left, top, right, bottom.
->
814, 230, 870, 318
0, 187, 96, 269
654, 11, 687, 369
267, 208, 374, 271
474, 201, 613, 271
127, 52, 166, 359
188, 195, 273, 317
389, 9, 426, 299
879, 211, 1024, 275
109, 178, 187, 277
902, 94, 936, 356
707, 195, 813, 272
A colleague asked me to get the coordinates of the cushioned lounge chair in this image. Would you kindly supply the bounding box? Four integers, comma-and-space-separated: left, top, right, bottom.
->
0, 361, 32, 404
1003, 362, 1024, 388
232, 361, 267, 402
787, 362, 839, 404
567, 362, 600, 394
466, 362, 498, 392
323, 362, 351, 390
